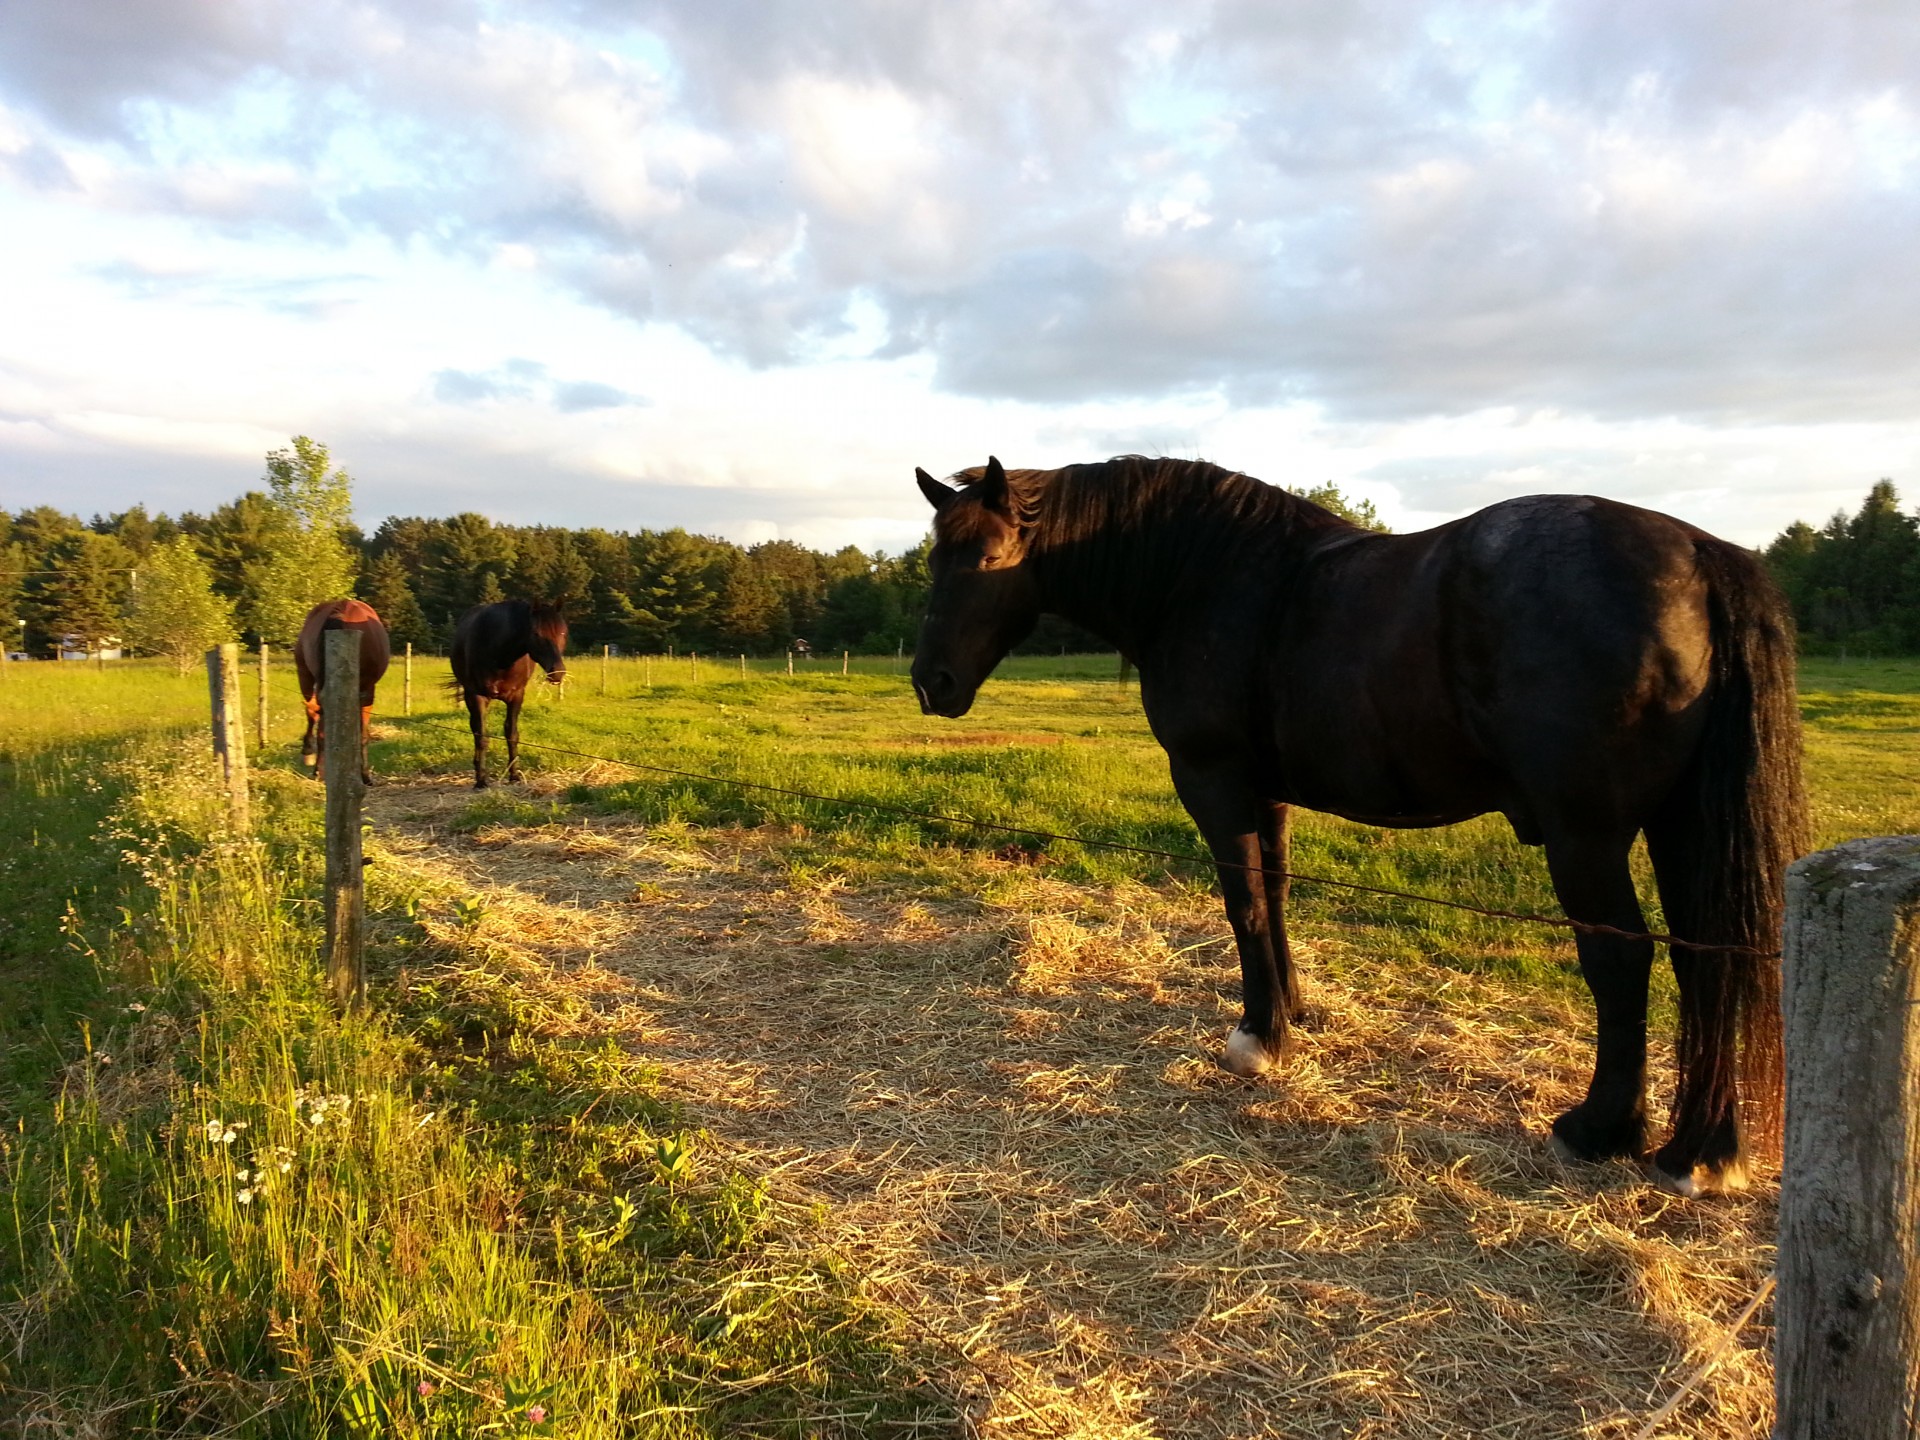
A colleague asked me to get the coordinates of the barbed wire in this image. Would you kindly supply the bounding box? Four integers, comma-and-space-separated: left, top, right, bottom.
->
407, 718, 1780, 957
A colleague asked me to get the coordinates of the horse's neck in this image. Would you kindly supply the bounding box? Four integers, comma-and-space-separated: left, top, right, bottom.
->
1028, 473, 1309, 655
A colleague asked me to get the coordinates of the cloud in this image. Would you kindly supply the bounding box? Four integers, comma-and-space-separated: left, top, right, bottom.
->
2, 0, 1918, 546
431, 359, 642, 413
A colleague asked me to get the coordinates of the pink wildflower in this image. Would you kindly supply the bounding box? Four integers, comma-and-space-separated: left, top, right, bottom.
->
528, 1405, 547, 1424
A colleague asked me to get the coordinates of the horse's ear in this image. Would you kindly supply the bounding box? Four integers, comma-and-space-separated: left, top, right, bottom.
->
976, 456, 1009, 512
916, 467, 956, 512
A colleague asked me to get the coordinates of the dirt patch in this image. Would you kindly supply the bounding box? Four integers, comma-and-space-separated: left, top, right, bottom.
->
368, 775, 1775, 1440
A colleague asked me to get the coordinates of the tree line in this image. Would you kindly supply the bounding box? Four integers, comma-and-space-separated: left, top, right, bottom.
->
0, 437, 949, 664
11, 438, 1902, 663
1762, 480, 1920, 654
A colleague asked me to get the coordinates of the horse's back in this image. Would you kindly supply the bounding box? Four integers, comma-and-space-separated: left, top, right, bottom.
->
296, 598, 391, 696
1269, 495, 1742, 831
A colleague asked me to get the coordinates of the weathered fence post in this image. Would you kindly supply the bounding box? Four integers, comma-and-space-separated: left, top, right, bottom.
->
842, 649, 849, 675
256, 643, 270, 749
739, 653, 746, 680
602, 644, 610, 695
321, 628, 366, 1011
786, 650, 794, 677
205, 643, 250, 830
1775, 834, 1920, 1438
403, 641, 413, 716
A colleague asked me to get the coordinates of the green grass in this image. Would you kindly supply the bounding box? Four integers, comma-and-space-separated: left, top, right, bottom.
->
382, 651, 1920, 989
0, 664, 950, 1435
2, 650, 1916, 1432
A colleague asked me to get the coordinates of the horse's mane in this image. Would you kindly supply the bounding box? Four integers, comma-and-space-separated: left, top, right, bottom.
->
529, 600, 568, 642
949, 455, 1353, 568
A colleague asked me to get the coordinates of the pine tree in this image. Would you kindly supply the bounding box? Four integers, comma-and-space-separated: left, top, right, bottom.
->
124, 537, 236, 673
358, 551, 430, 648
43, 531, 132, 653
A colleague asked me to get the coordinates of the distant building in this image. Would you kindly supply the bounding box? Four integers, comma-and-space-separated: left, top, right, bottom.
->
57, 634, 125, 661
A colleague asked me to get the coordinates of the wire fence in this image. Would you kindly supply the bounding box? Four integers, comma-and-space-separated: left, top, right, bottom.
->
408, 718, 1779, 958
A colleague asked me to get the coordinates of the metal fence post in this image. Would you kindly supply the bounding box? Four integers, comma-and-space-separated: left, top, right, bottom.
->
321, 628, 366, 1011
1775, 835, 1920, 1438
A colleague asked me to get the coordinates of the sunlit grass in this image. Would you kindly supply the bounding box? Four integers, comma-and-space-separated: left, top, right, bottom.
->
1, 649, 1914, 1431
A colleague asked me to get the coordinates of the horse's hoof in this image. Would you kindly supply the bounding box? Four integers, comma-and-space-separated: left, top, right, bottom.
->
362, 774, 380, 788
1219, 1027, 1275, 1078
506, 772, 522, 784
1547, 1133, 1588, 1167
473, 778, 490, 790
1649, 1153, 1748, 1199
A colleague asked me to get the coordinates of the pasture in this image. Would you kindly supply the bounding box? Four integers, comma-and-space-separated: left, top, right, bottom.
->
1, 652, 1915, 1436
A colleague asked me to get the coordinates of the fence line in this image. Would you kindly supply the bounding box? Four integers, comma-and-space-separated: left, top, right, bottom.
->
407, 719, 1776, 957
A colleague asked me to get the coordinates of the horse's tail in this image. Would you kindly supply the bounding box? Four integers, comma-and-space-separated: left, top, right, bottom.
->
1650, 537, 1808, 1162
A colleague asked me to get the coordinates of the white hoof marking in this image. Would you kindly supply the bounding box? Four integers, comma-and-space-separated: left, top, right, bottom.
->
1649, 1165, 1702, 1199
1221, 1028, 1273, 1077
1546, 1134, 1584, 1167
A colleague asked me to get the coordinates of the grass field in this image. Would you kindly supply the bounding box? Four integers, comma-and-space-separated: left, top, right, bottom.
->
0, 650, 1914, 1436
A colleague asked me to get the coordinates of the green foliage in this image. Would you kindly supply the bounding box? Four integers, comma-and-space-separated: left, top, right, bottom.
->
358, 550, 432, 648
123, 536, 238, 672
1765, 479, 1920, 653
1287, 481, 1392, 532
41, 529, 135, 651
247, 436, 362, 642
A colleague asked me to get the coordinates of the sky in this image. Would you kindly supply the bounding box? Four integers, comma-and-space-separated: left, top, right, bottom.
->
1, 1, 1917, 554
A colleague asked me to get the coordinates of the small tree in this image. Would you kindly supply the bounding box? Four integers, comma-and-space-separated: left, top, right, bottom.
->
1289, 482, 1391, 532
124, 537, 236, 673
246, 436, 361, 642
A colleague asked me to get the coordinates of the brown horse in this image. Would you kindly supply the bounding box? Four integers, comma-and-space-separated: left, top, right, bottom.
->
294, 598, 391, 786
448, 600, 567, 788
910, 456, 1807, 1197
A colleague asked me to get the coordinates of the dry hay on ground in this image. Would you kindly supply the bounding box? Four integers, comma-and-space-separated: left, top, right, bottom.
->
367, 775, 1775, 1440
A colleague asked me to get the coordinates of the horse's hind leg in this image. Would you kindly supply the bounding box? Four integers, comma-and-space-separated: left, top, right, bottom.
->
301, 694, 322, 775
359, 701, 377, 787
1258, 801, 1306, 1024
466, 694, 490, 788
504, 699, 523, 783
1542, 829, 1655, 1165
1642, 824, 1755, 1197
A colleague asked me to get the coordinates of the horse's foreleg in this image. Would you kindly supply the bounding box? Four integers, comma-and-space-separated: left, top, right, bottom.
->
1542, 830, 1655, 1166
1170, 757, 1288, 1077
466, 694, 490, 788
1258, 801, 1305, 1023
504, 699, 523, 783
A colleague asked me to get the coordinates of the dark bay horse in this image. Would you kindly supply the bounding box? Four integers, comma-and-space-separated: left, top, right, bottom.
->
294, 598, 391, 785
448, 600, 567, 788
910, 456, 1806, 1197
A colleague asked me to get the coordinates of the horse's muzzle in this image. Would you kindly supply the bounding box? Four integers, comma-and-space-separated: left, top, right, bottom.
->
913, 666, 973, 718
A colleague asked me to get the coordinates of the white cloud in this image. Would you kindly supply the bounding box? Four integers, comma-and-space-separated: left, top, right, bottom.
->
0, 0, 1916, 550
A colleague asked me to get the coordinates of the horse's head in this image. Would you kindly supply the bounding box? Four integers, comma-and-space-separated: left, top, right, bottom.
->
530, 604, 569, 684
910, 456, 1042, 717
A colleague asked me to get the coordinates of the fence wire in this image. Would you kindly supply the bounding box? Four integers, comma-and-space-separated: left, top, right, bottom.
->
408, 718, 1779, 958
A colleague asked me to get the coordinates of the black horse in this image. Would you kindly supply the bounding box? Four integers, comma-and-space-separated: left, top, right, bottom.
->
448, 600, 568, 788
910, 456, 1806, 1197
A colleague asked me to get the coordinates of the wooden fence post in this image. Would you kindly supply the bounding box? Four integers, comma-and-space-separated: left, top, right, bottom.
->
403, 642, 413, 716
739, 653, 746, 680
602, 644, 610, 695
205, 643, 250, 830
321, 628, 366, 1011
1775, 834, 1920, 1438
786, 650, 794, 676
842, 650, 849, 675
256, 643, 270, 750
